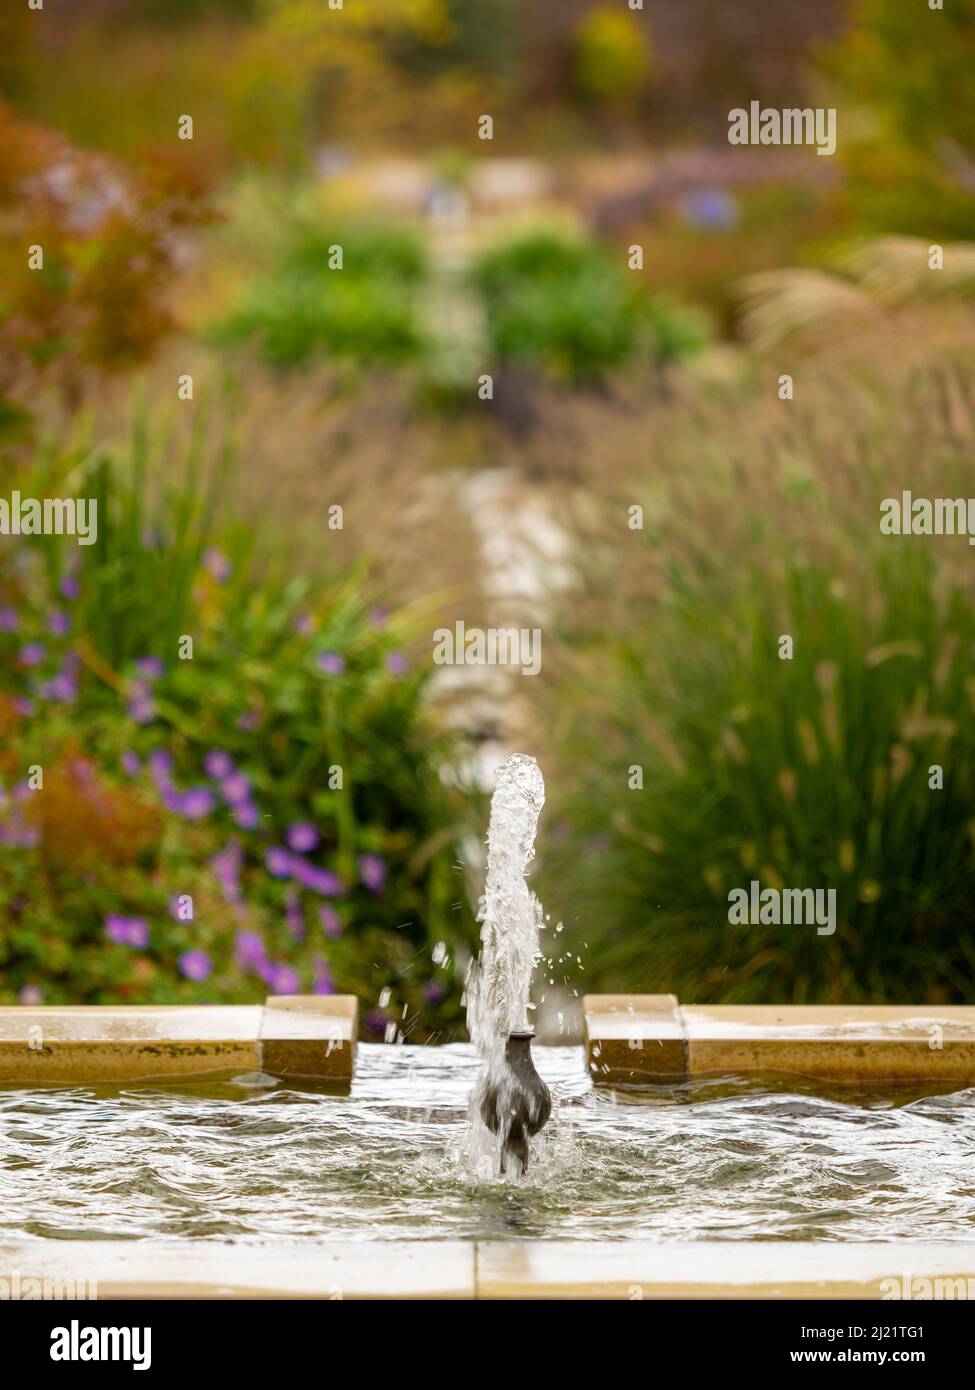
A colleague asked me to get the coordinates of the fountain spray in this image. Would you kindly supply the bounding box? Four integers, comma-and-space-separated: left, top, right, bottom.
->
465, 754, 551, 1176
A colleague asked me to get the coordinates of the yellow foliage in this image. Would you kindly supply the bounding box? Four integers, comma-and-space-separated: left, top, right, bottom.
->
573, 8, 652, 105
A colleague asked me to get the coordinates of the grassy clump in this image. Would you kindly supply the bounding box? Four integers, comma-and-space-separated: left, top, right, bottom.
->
538, 353, 975, 1003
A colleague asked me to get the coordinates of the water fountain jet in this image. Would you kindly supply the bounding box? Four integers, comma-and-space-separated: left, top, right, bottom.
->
465, 753, 551, 1177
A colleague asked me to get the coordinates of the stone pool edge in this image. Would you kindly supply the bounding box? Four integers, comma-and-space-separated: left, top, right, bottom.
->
0, 996, 357, 1085
583, 997, 975, 1085
2, 1239, 973, 1301
2, 995, 974, 1088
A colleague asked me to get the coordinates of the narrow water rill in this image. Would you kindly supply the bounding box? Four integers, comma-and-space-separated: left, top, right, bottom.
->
464, 754, 552, 1176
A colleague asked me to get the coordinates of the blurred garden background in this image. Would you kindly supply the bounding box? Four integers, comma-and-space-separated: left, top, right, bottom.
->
1, 0, 974, 1033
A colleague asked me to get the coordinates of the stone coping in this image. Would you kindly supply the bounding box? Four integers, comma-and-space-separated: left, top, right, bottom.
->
2, 994, 972, 1087
2, 1239, 972, 1300
0, 996, 357, 1085
584, 996, 975, 1084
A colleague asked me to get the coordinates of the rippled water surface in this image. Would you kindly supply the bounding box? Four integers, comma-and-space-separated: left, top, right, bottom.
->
3, 1043, 975, 1243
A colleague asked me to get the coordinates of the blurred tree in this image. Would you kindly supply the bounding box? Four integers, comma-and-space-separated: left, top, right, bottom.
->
0, 102, 213, 420
572, 6, 652, 107
824, 0, 975, 238
0, 2, 32, 101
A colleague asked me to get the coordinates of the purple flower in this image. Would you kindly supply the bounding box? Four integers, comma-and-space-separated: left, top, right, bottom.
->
0, 606, 19, 631
147, 749, 173, 785
265, 846, 293, 878
211, 841, 243, 875
178, 949, 212, 981
316, 650, 345, 675
127, 918, 150, 949
104, 915, 149, 948
291, 860, 344, 896
104, 915, 130, 945
424, 982, 446, 1005
202, 547, 231, 583
364, 1011, 388, 1034
128, 696, 155, 725
268, 964, 301, 995
236, 710, 261, 732
235, 930, 267, 969
211, 843, 243, 901
39, 670, 77, 703
286, 821, 319, 854
18, 643, 45, 667
175, 787, 216, 820
59, 574, 80, 601
135, 657, 164, 680
285, 890, 305, 939
120, 750, 141, 776
312, 959, 334, 995
233, 801, 260, 830
203, 749, 234, 780
18, 984, 43, 1005
220, 773, 251, 806
0, 818, 39, 849
12, 696, 34, 717
47, 610, 70, 636
385, 649, 408, 675
370, 606, 388, 629
358, 853, 387, 893
679, 187, 738, 231
319, 905, 342, 938
294, 611, 315, 636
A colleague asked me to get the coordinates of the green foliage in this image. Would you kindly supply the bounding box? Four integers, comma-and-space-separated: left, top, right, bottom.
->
0, 424, 476, 1036
214, 222, 428, 369
823, 0, 975, 239
539, 360, 975, 1004
471, 231, 708, 381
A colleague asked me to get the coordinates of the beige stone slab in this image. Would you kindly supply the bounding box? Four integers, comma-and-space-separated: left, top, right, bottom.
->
583, 994, 686, 1084
0, 998, 360, 1085
4, 1238, 973, 1300
259, 994, 358, 1082
683, 1005, 975, 1082
0, 1006, 262, 1083
475, 1240, 975, 1300
0, 1240, 474, 1300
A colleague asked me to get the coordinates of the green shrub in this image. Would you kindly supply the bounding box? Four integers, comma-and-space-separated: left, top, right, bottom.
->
471, 231, 708, 382
0, 423, 476, 1037
214, 221, 428, 369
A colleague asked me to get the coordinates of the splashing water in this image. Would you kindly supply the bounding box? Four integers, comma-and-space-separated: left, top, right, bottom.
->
461, 753, 547, 1177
